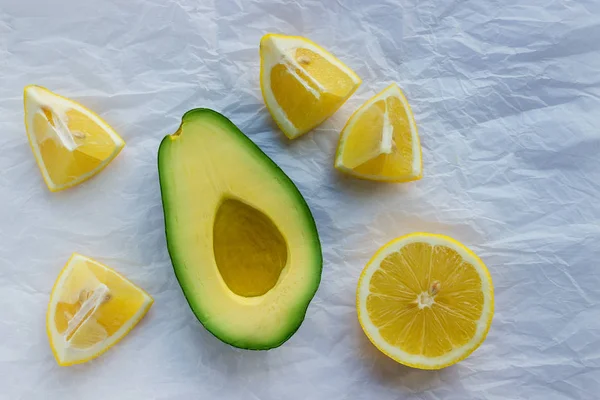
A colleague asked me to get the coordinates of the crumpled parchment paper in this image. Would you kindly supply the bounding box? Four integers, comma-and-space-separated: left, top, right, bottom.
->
1, 0, 599, 398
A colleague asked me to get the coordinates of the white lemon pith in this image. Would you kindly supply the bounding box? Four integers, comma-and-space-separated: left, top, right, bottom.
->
335, 83, 422, 182
47, 254, 153, 366
24, 85, 125, 192
260, 34, 361, 139
357, 233, 494, 370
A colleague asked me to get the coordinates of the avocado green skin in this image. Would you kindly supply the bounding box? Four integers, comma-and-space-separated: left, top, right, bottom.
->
158, 108, 322, 350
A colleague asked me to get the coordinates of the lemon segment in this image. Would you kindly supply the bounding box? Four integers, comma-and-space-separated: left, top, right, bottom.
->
335, 84, 422, 182
260, 34, 361, 139
47, 254, 153, 366
357, 233, 494, 370
24, 85, 125, 192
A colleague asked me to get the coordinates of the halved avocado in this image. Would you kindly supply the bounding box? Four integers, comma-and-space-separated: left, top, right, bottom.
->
158, 109, 322, 350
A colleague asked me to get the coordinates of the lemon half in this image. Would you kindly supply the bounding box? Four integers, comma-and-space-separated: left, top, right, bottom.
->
357, 233, 494, 370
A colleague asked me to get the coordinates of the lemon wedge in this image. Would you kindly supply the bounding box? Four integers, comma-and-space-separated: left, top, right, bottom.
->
335, 83, 422, 182
357, 233, 494, 370
260, 33, 361, 139
47, 254, 153, 366
24, 85, 125, 192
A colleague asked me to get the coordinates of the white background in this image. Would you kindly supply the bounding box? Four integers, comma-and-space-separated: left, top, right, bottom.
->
1, 0, 599, 398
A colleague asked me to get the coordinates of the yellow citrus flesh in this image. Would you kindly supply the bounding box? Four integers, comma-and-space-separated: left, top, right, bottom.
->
47, 254, 153, 366
24, 85, 125, 192
357, 233, 494, 370
260, 34, 361, 139
335, 84, 422, 182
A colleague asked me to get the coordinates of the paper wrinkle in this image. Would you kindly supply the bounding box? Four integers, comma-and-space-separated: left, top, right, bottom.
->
1, 0, 600, 398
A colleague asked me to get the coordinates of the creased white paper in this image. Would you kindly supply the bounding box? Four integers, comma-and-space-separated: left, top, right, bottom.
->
1, 0, 600, 398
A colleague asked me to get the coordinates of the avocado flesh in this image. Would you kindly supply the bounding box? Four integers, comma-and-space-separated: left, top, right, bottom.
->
158, 109, 322, 350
